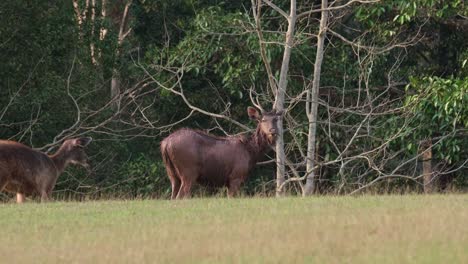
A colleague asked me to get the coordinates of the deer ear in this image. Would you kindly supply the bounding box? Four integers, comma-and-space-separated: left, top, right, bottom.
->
75, 137, 92, 147
276, 110, 284, 117
247, 107, 261, 120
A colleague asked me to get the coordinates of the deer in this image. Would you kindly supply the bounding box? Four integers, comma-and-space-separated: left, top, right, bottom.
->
160, 106, 282, 199
0, 137, 92, 203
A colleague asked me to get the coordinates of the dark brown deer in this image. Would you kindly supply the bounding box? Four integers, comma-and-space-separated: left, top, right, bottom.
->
0, 137, 92, 203
161, 107, 282, 199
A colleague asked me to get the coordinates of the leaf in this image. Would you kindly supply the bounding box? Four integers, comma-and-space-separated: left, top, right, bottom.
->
407, 143, 413, 150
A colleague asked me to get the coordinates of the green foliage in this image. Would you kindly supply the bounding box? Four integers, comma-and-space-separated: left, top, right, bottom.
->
355, 0, 466, 42
117, 154, 170, 197
406, 77, 467, 130
405, 76, 467, 163
148, 5, 263, 98
356, 0, 464, 25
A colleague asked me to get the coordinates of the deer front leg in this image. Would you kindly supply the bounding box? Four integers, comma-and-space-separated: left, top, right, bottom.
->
40, 191, 50, 203
16, 193, 25, 203
227, 178, 243, 198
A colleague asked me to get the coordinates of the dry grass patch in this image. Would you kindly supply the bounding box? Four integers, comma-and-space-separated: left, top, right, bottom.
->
0, 195, 466, 263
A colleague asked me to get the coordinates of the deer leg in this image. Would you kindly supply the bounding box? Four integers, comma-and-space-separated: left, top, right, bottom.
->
175, 166, 197, 199
0, 178, 7, 192
16, 193, 25, 203
40, 191, 50, 203
177, 180, 193, 199
170, 177, 181, 200
227, 179, 242, 198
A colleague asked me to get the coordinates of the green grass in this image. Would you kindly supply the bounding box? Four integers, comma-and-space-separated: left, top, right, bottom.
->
0, 195, 467, 263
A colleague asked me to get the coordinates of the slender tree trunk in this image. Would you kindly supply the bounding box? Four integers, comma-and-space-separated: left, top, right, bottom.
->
111, 69, 120, 109
421, 140, 434, 193
274, 0, 296, 197
304, 0, 328, 196
72, 0, 89, 40
110, 0, 132, 110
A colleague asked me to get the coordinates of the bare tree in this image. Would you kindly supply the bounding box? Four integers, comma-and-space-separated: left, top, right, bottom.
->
303, 0, 329, 196
420, 139, 433, 193
253, 0, 297, 196
248, 0, 457, 196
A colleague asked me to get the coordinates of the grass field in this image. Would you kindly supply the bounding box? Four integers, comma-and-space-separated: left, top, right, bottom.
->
0, 195, 467, 263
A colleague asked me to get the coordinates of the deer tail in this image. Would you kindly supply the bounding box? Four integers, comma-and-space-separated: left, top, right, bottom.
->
160, 139, 178, 182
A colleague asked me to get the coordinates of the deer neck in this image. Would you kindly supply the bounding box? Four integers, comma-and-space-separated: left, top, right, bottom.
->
247, 126, 270, 160
49, 146, 70, 174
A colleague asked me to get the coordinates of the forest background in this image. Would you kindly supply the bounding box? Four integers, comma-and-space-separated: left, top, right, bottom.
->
0, 0, 466, 199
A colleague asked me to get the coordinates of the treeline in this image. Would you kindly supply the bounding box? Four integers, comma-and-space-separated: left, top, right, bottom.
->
0, 0, 466, 199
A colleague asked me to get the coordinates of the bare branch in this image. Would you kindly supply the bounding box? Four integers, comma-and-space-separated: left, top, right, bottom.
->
298, 0, 379, 19
117, 0, 133, 46
263, 0, 289, 19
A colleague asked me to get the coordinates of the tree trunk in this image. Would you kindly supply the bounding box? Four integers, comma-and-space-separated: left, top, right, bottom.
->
111, 69, 120, 110
421, 140, 434, 193
304, 0, 328, 196
273, 0, 296, 197
110, 0, 131, 111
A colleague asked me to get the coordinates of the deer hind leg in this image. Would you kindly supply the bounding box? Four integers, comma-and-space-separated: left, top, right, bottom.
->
177, 180, 194, 199
16, 193, 25, 203
0, 178, 7, 192
163, 157, 182, 200
173, 165, 197, 199
170, 177, 181, 200
176, 170, 197, 200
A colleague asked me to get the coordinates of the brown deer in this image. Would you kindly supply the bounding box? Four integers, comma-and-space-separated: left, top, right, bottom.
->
0, 137, 92, 203
161, 106, 282, 199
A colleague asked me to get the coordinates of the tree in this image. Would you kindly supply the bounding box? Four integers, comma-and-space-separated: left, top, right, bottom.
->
303, 0, 329, 195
